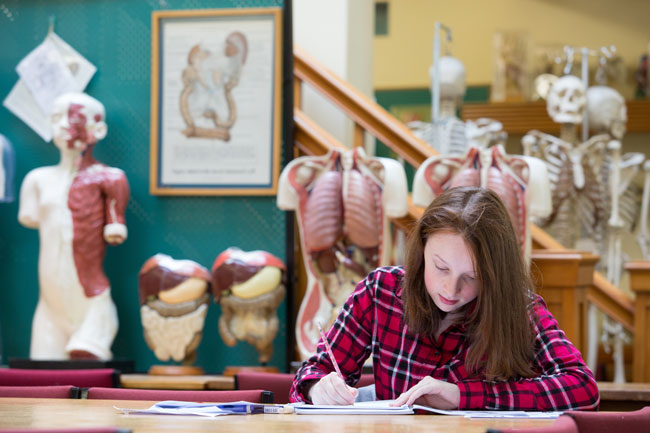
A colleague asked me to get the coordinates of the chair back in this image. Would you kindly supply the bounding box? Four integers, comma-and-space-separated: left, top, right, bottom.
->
235, 371, 375, 404
566, 406, 650, 433
357, 374, 374, 388
235, 372, 294, 404
0, 368, 118, 387
486, 414, 578, 433
86, 387, 273, 403
0, 385, 76, 399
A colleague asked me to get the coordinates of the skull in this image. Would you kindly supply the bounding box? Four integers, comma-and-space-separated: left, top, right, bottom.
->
586, 85, 627, 139
546, 75, 586, 124
430, 56, 466, 101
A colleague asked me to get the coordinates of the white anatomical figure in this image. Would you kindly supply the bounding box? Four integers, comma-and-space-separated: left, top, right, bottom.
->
18, 92, 129, 360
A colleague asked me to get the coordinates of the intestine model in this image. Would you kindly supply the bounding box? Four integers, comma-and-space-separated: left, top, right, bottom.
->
138, 254, 211, 364
413, 145, 551, 262
179, 31, 248, 141
211, 248, 285, 364
277, 147, 408, 360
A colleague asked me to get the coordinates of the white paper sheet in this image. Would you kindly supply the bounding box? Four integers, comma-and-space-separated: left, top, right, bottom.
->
2, 80, 53, 141
16, 37, 78, 114
3, 32, 97, 141
292, 400, 563, 419
292, 400, 413, 415
115, 400, 294, 417
413, 405, 563, 419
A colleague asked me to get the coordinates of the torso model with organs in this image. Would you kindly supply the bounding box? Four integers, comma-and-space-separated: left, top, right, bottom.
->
18, 92, 130, 360
277, 147, 408, 360
413, 145, 551, 262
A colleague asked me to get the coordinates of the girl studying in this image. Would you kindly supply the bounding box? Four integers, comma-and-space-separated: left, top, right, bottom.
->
290, 186, 599, 411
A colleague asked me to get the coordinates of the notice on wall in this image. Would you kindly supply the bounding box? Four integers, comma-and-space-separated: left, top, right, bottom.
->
3, 32, 97, 141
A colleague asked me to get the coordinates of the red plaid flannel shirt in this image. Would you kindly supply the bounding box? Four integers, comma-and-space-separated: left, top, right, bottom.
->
290, 266, 599, 411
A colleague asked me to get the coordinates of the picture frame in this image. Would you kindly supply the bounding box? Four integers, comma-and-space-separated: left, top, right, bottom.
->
150, 8, 283, 195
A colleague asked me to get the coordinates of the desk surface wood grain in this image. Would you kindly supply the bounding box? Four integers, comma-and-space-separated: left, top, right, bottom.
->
0, 398, 554, 433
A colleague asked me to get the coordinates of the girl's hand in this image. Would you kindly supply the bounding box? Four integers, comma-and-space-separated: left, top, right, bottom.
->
309, 372, 359, 405
391, 376, 460, 409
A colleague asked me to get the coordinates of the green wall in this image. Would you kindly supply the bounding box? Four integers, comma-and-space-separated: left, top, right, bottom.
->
0, 0, 288, 373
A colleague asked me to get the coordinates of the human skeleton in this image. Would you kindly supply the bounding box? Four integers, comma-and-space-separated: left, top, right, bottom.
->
409, 56, 507, 157
524, 78, 644, 382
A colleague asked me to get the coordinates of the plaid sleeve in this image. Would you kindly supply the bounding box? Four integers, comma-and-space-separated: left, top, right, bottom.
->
457, 296, 600, 411
289, 272, 376, 403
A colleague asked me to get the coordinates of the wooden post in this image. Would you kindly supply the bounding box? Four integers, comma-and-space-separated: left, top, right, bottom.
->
624, 261, 650, 383
353, 122, 365, 148
530, 250, 599, 355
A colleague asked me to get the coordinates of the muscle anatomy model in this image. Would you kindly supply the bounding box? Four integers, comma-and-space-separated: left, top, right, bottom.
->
277, 147, 408, 359
18, 92, 129, 360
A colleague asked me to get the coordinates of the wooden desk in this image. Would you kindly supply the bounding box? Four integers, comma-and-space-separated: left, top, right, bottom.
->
120, 374, 234, 390
0, 398, 554, 433
598, 382, 650, 411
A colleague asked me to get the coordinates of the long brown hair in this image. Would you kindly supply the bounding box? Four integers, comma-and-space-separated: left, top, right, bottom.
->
403, 186, 535, 380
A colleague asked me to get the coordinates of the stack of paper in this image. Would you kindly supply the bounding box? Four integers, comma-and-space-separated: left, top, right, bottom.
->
116, 400, 294, 417
292, 401, 413, 415
292, 400, 563, 419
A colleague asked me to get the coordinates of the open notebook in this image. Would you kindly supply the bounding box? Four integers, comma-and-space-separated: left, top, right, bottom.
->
292, 400, 563, 418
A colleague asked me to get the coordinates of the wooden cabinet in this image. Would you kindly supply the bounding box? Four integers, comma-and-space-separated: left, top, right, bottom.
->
461, 99, 650, 134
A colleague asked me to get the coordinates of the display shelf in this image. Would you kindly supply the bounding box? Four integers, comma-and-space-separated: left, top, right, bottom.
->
461, 99, 650, 135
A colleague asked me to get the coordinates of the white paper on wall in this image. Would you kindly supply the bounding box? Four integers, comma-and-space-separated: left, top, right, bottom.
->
2, 32, 97, 142
16, 37, 77, 114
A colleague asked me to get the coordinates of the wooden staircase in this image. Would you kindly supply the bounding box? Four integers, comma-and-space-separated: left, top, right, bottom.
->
291, 46, 649, 383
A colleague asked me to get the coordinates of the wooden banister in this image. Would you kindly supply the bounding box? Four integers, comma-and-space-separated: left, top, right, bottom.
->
624, 261, 650, 382
294, 47, 432, 168
292, 47, 636, 356
531, 250, 599, 354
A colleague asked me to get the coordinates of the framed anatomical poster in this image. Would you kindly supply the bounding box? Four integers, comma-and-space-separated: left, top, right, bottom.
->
150, 8, 282, 195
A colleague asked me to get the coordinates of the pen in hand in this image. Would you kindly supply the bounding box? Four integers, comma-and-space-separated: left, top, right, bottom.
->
316, 321, 344, 379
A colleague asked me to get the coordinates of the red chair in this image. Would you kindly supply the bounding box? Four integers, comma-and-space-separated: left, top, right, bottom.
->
487, 407, 650, 433
357, 374, 375, 388
86, 387, 273, 403
0, 385, 76, 399
236, 372, 294, 404
566, 406, 650, 433
235, 372, 375, 404
0, 368, 117, 387
486, 415, 578, 433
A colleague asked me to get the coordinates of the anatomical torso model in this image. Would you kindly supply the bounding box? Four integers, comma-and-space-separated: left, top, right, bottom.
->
277, 147, 408, 360
18, 92, 129, 360
413, 145, 551, 262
